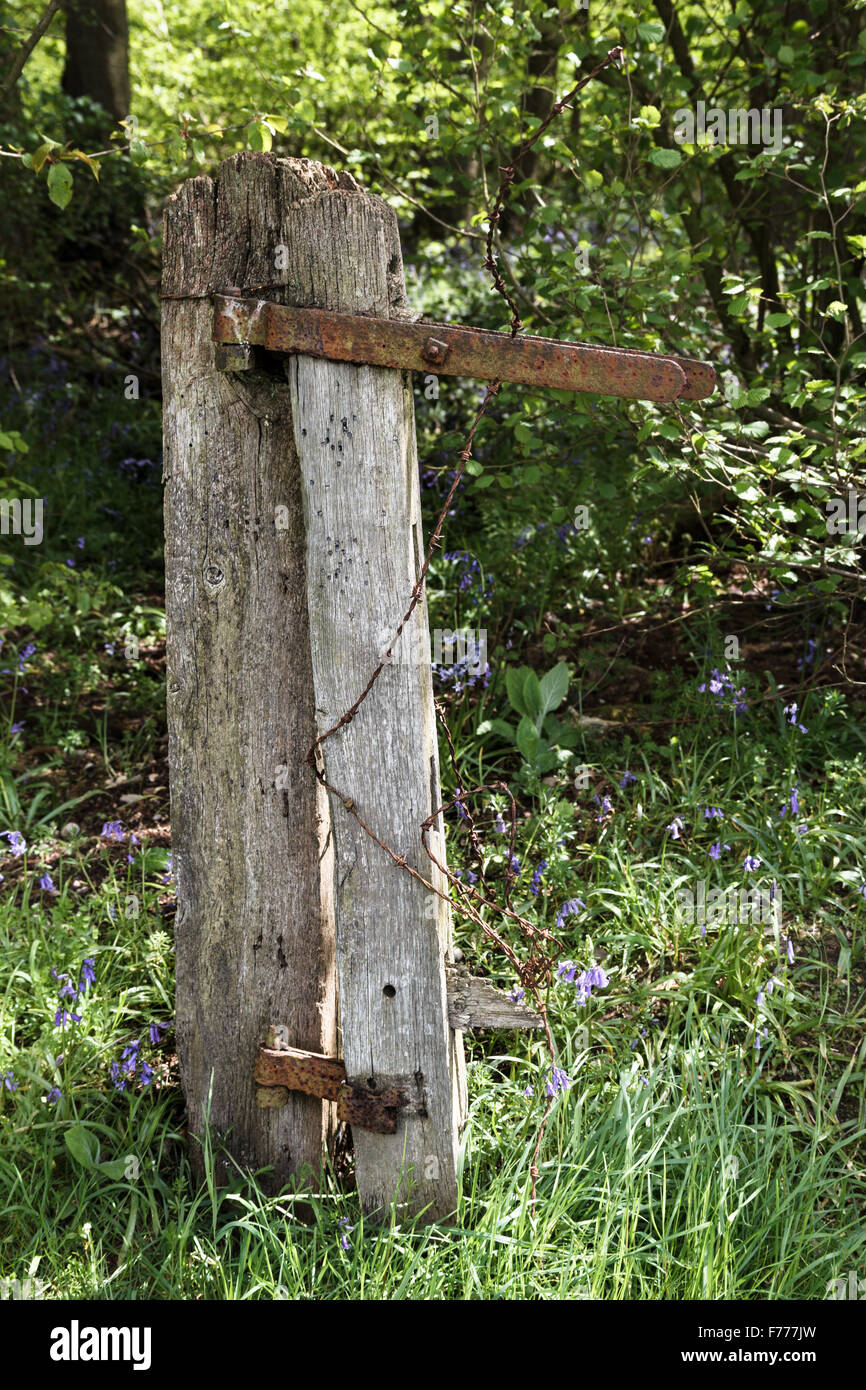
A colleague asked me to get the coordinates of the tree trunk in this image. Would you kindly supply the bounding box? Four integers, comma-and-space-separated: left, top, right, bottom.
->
62, 0, 130, 129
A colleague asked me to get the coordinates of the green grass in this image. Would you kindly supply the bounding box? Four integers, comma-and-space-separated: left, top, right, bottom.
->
1, 692, 863, 1299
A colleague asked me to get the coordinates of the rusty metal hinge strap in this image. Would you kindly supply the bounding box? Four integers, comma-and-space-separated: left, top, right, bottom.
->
212, 295, 715, 403
254, 1044, 409, 1134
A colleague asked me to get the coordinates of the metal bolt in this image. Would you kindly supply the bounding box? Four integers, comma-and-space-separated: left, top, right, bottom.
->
421, 337, 450, 365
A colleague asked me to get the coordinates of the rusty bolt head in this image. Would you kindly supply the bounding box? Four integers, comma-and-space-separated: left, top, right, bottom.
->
421, 337, 450, 366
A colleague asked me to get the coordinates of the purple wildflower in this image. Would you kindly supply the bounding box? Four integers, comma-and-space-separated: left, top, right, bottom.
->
555, 898, 586, 930
1, 830, 27, 856
667, 818, 684, 840
545, 1066, 572, 1097
3, 1071, 17, 1091
743, 855, 762, 872
39, 873, 56, 893
530, 859, 548, 896
782, 702, 807, 733
54, 1009, 82, 1028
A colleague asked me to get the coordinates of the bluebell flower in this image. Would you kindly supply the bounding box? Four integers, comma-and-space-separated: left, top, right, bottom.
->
620, 771, 637, 788
149, 1021, 169, 1044
555, 898, 586, 930
46, 1086, 62, 1104
508, 987, 525, 1005
39, 873, 56, 893
2, 1071, 17, 1091
54, 1009, 82, 1028
743, 855, 762, 872
530, 859, 547, 896
1, 830, 27, 856
546, 1066, 572, 1097
667, 818, 684, 840
101, 821, 125, 841
782, 702, 807, 733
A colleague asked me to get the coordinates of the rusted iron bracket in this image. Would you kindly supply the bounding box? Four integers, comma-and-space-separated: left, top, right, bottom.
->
254, 1034, 409, 1134
212, 294, 715, 403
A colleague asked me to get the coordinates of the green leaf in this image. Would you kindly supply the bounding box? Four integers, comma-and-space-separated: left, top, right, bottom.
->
516, 716, 540, 763
97, 1158, 130, 1180
476, 718, 516, 744
522, 669, 543, 720
46, 162, 73, 210
766, 313, 791, 327
505, 667, 529, 718
539, 662, 570, 717
637, 22, 665, 42
777, 45, 795, 65
31, 143, 52, 174
649, 148, 682, 169
637, 105, 661, 128
248, 122, 273, 152
65, 1124, 99, 1168
68, 149, 100, 180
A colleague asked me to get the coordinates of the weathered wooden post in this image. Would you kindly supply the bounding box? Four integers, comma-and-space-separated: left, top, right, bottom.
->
161, 156, 341, 1190
162, 153, 467, 1219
